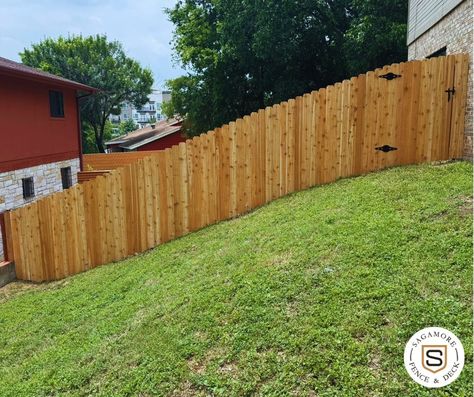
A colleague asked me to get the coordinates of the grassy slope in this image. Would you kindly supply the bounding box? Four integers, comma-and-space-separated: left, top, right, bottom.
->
0, 162, 472, 397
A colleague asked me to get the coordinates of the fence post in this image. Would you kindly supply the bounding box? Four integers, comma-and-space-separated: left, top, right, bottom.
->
0, 212, 5, 261
0, 211, 13, 262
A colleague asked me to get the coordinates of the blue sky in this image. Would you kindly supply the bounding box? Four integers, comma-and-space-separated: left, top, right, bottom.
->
0, 0, 185, 89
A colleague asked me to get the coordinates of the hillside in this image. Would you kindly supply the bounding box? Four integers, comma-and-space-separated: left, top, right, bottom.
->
0, 162, 472, 397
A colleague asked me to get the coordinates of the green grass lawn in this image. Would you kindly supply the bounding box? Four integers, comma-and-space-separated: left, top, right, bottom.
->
0, 162, 472, 397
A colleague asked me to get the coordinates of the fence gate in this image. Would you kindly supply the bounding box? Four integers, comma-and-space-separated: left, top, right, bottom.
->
350, 55, 467, 175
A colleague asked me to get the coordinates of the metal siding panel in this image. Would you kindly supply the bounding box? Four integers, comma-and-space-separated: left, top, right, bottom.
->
415, 0, 444, 40
407, 0, 465, 44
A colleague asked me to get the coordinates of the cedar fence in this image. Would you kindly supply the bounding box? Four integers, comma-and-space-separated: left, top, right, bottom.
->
3, 55, 469, 281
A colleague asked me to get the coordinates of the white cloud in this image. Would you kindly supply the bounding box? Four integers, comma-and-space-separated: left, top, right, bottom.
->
0, 0, 184, 89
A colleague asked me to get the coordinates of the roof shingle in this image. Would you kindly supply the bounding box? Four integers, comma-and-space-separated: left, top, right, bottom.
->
106, 119, 183, 150
0, 56, 97, 92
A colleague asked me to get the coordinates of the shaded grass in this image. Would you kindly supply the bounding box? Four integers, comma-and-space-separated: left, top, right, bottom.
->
0, 161, 472, 396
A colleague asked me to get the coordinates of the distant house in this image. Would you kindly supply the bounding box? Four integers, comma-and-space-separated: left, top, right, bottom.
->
109, 90, 172, 129
0, 56, 97, 260
407, 0, 472, 159
105, 118, 185, 152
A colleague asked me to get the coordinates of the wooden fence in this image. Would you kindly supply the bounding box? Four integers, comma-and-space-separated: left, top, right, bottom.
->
3, 55, 469, 281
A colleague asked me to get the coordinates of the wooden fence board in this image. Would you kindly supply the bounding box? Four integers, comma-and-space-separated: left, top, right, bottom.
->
301, 94, 311, 189
208, 132, 219, 222
450, 54, 469, 158
249, 112, 260, 207
236, 118, 246, 214
200, 134, 210, 228
257, 109, 266, 206
157, 151, 171, 243
264, 107, 273, 202
242, 116, 251, 211
217, 125, 231, 219
286, 100, 296, 192
229, 122, 238, 216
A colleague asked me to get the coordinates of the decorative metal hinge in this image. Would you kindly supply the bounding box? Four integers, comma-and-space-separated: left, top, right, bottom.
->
445, 87, 455, 102
379, 72, 401, 81
375, 145, 398, 153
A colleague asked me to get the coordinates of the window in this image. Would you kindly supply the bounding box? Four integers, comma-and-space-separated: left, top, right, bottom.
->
427, 47, 447, 59
61, 167, 72, 189
22, 177, 35, 200
49, 90, 64, 117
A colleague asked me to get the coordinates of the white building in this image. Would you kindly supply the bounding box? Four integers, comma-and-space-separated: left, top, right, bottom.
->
110, 90, 172, 128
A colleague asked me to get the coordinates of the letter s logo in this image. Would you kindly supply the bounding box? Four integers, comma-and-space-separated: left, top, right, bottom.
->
426, 349, 444, 367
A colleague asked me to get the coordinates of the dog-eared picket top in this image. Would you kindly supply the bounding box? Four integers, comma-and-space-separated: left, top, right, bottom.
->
2, 54, 469, 282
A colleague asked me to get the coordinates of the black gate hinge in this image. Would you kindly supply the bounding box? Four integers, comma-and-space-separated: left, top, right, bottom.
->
445, 87, 456, 102
379, 72, 401, 80
375, 145, 398, 153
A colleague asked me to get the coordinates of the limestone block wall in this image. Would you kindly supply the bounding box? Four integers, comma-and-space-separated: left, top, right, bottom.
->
408, 0, 473, 160
0, 158, 80, 260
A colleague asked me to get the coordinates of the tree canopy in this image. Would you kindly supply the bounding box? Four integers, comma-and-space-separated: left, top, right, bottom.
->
119, 119, 139, 135
344, 0, 408, 75
164, 0, 407, 136
21, 35, 153, 152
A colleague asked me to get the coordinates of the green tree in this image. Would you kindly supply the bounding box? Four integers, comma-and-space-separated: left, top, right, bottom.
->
344, 0, 408, 76
21, 35, 153, 152
119, 119, 138, 135
165, 0, 351, 135
164, 0, 407, 136
82, 120, 114, 154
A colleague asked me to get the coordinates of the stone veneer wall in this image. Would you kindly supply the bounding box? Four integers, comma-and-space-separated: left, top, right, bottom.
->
408, 0, 473, 160
0, 158, 80, 260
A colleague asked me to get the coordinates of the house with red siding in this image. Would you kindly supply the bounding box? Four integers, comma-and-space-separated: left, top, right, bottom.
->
0, 56, 97, 261
105, 118, 184, 152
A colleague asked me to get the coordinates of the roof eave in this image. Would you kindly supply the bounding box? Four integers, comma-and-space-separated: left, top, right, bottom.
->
120, 127, 182, 150
0, 67, 99, 93
105, 139, 127, 145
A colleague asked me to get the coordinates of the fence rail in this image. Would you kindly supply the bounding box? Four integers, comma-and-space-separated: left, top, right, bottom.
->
83, 152, 160, 171
4, 55, 469, 281
77, 170, 111, 183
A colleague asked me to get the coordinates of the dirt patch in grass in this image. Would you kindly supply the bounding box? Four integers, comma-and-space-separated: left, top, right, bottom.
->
169, 380, 203, 397
0, 279, 70, 303
218, 361, 237, 375
457, 195, 473, 218
268, 252, 293, 267
368, 351, 382, 373
286, 301, 300, 318
431, 159, 458, 166
187, 346, 227, 376
187, 357, 207, 375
